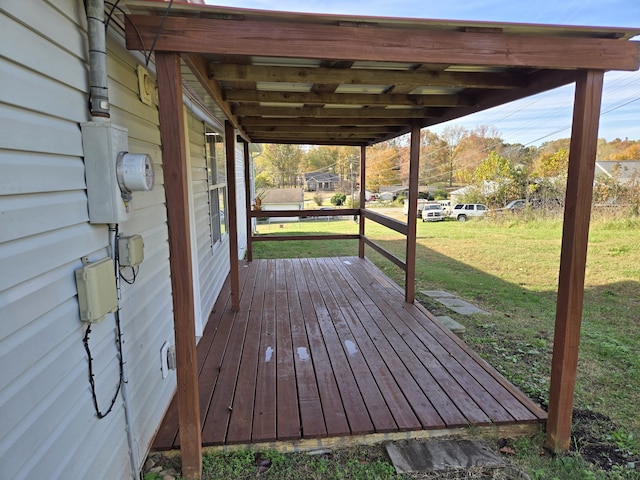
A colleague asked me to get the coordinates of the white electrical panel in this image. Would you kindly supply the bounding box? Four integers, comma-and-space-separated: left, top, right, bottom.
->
81, 122, 131, 224
75, 257, 118, 323
118, 235, 144, 267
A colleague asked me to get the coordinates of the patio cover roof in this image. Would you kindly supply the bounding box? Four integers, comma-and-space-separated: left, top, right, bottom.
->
121, 4, 640, 478
124, 1, 640, 146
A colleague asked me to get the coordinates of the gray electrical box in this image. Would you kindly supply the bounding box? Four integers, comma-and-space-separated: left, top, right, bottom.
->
81, 122, 131, 224
118, 235, 145, 267
75, 257, 118, 322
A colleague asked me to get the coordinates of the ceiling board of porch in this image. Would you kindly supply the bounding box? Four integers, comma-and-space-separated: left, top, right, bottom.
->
124, 1, 640, 146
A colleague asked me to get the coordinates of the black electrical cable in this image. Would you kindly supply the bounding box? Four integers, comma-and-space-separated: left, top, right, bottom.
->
82, 312, 124, 419
104, 0, 122, 31
119, 266, 139, 285
145, 0, 174, 66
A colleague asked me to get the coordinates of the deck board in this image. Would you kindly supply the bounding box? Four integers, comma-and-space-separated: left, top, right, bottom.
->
251, 260, 277, 443
292, 259, 350, 437
152, 256, 546, 450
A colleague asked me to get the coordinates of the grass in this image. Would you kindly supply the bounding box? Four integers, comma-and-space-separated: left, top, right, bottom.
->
149, 210, 640, 479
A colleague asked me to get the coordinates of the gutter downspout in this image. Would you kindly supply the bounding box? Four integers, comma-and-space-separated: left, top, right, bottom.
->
87, 1, 140, 478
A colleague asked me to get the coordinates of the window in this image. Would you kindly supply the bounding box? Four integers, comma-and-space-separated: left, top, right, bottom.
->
205, 127, 227, 247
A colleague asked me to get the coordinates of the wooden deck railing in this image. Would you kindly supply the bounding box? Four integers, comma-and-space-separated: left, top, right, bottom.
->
249, 208, 408, 271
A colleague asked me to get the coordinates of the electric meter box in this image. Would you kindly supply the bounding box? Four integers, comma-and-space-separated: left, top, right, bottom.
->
75, 257, 118, 323
118, 235, 145, 267
81, 122, 131, 224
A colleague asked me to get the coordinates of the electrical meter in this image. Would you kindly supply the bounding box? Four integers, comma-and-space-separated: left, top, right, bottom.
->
117, 152, 154, 199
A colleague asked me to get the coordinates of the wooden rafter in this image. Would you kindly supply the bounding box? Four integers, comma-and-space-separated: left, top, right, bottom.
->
233, 106, 439, 118
181, 53, 250, 142
211, 64, 525, 89
240, 117, 416, 127
224, 90, 475, 107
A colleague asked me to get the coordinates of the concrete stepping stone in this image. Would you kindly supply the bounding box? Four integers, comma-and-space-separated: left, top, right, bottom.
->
385, 439, 505, 474
435, 316, 465, 338
421, 290, 489, 315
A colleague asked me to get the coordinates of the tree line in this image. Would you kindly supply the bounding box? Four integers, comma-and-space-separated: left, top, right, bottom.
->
254, 126, 640, 208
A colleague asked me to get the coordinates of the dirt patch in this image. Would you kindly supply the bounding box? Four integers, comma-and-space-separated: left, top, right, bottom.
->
571, 409, 639, 472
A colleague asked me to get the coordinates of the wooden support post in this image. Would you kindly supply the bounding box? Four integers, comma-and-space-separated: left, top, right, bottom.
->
547, 70, 604, 453
225, 121, 240, 311
243, 142, 253, 262
405, 122, 420, 303
358, 145, 366, 258
155, 52, 202, 480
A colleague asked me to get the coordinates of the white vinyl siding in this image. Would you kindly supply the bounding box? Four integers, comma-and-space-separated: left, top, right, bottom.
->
0, 2, 173, 479
0, 2, 248, 478
186, 117, 230, 331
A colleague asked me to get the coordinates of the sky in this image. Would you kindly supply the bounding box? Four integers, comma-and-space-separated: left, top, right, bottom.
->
204, 0, 640, 147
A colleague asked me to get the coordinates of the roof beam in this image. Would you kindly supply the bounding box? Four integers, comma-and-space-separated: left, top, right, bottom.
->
240, 117, 415, 126
181, 53, 250, 141
254, 131, 384, 140
225, 89, 475, 107
245, 125, 395, 134
419, 69, 580, 129
233, 105, 439, 118
211, 64, 523, 89
125, 15, 640, 71
250, 137, 367, 146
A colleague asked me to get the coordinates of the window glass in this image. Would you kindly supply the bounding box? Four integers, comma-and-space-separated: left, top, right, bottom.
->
205, 127, 227, 247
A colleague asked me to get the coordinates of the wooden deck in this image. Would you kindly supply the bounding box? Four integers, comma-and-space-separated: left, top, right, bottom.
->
153, 257, 546, 451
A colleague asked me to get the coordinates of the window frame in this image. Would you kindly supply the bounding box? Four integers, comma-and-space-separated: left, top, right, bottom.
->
204, 126, 227, 250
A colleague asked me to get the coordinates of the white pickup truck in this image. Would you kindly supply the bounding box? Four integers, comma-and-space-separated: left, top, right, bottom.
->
403, 198, 432, 217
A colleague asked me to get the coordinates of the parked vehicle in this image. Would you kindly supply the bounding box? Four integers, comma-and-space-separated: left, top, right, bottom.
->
492, 199, 527, 214
450, 203, 489, 221
437, 199, 452, 215
403, 198, 432, 217
421, 203, 446, 222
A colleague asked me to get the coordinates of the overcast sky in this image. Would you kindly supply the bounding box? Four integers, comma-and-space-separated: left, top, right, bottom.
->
204, 0, 640, 146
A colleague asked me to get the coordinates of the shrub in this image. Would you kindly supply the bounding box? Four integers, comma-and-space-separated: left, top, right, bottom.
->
313, 193, 324, 206
331, 192, 347, 206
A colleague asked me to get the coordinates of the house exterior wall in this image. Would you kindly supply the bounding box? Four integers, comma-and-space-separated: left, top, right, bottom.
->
0, 1, 244, 478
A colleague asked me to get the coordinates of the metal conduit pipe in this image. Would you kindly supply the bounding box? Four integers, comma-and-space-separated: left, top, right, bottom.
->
109, 224, 141, 479
86, 0, 110, 119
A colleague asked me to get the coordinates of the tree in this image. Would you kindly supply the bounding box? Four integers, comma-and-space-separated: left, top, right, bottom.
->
366, 143, 401, 191
418, 129, 450, 185
471, 151, 522, 206
534, 148, 569, 178
254, 171, 274, 189
440, 125, 467, 187
454, 126, 505, 182
305, 146, 337, 173
608, 142, 640, 161
257, 144, 304, 188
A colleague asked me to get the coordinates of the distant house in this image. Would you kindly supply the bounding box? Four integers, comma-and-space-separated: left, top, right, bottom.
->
304, 171, 340, 191
260, 188, 304, 222
595, 160, 640, 184
450, 182, 499, 204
